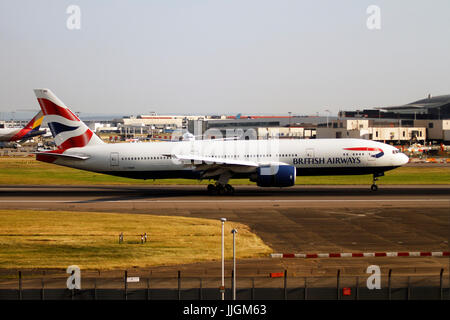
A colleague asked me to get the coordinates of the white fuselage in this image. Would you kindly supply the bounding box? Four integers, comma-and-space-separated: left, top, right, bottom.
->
45, 138, 409, 180
0, 128, 21, 142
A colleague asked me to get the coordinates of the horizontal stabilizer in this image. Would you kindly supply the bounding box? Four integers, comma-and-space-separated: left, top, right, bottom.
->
33, 151, 90, 160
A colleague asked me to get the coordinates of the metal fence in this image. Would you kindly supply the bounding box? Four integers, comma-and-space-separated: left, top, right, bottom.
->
0, 269, 448, 300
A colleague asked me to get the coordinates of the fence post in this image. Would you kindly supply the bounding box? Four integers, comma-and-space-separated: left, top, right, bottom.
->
439, 268, 443, 300
94, 277, 97, 300
355, 276, 359, 300
337, 269, 341, 300
388, 269, 392, 300
41, 271, 45, 301
231, 270, 234, 301
147, 277, 150, 301
251, 278, 254, 301
304, 277, 308, 300
18, 271, 22, 301
407, 276, 410, 300
284, 270, 287, 300
95, 270, 100, 300
178, 271, 181, 300
124, 270, 128, 301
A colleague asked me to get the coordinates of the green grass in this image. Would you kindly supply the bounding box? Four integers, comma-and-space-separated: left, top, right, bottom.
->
0, 210, 272, 270
0, 157, 449, 185
295, 167, 450, 185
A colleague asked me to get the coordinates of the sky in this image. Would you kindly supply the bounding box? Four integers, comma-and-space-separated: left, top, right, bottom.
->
0, 0, 449, 117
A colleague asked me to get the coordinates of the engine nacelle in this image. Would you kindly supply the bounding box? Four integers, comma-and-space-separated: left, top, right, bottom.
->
253, 165, 296, 187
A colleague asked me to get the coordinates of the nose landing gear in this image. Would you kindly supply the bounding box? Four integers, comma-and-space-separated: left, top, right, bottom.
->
371, 182, 378, 192
371, 172, 384, 191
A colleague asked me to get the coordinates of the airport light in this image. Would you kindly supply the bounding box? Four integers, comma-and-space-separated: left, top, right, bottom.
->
325, 109, 331, 128
220, 217, 226, 300
231, 228, 238, 300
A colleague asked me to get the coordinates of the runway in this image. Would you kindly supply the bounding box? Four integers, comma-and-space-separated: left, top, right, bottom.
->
0, 184, 449, 202
1, 183, 448, 205
0, 184, 449, 275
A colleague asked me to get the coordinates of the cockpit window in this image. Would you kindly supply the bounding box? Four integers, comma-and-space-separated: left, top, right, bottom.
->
392, 149, 400, 154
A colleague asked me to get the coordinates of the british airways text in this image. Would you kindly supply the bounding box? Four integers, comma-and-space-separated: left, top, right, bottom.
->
293, 157, 362, 165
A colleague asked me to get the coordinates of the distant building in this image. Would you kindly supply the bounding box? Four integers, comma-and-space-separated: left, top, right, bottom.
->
257, 126, 316, 139
189, 116, 324, 140
123, 114, 206, 129
413, 119, 450, 142
339, 94, 450, 120
378, 94, 450, 119
335, 94, 450, 143
316, 119, 426, 143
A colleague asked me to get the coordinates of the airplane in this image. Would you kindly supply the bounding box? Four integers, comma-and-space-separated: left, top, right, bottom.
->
33, 88, 409, 194
0, 110, 45, 147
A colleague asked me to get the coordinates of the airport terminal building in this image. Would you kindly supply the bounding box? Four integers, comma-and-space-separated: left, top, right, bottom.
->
329, 94, 450, 143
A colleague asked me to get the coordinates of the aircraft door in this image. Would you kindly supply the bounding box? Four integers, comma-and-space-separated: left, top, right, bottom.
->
110, 152, 119, 167
306, 148, 314, 158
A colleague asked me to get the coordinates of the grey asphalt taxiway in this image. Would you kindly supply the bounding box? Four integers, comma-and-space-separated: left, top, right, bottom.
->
0, 184, 449, 276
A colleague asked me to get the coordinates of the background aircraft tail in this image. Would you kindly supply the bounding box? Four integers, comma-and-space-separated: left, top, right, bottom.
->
34, 89, 104, 149
9, 110, 45, 141
24, 110, 44, 131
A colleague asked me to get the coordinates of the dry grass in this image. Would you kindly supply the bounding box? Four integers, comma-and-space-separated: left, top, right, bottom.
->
0, 210, 272, 270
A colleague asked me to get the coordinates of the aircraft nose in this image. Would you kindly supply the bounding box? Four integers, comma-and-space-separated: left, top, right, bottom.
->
398, 153, 409, 166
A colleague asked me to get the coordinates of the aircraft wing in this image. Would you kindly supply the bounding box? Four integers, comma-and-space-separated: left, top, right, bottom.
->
166, 154, 260, 178
168, 154, 259, 167
167, 154, 291, 179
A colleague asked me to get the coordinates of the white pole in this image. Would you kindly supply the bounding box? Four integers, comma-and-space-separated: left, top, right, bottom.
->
232, 229, 238, 300
325, 109, 330, 128
220, 218, 226, 300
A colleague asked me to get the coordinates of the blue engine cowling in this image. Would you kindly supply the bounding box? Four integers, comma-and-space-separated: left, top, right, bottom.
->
255, 165, 296, 187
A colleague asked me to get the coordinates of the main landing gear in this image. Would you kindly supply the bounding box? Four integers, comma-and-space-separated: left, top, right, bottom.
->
371, 172, 384, 191
207, 171, 235, 195
207, 183, 235, 195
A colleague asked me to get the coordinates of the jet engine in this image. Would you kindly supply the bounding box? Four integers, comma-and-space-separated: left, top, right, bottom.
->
251, 165, 296, 187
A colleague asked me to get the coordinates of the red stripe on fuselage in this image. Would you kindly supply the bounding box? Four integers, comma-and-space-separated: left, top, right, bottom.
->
37, 98, 80, 122
343, 147, 381, 152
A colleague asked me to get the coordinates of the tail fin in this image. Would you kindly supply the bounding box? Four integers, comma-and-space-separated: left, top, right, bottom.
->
34, 89, 104, 149
9, 110, 45, 141
24, 110, 44, 131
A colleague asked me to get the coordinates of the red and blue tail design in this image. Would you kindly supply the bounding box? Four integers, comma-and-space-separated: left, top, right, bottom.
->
34, 89, 104, 150
9, 110, 44, 141
343, 147, 384, 158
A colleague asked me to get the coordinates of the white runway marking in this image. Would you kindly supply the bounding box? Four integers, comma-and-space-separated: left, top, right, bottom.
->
0, 199, 448, 203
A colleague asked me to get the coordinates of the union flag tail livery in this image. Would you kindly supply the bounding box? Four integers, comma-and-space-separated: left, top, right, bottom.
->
34, 89, 104, 149
33, 88, 409, 192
